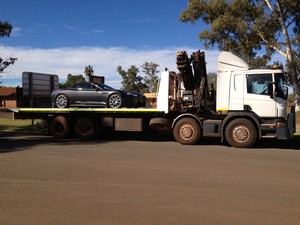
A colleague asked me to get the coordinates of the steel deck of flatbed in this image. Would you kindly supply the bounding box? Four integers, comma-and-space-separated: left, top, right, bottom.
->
10, 108, 165, 119
11, 108, 161, 113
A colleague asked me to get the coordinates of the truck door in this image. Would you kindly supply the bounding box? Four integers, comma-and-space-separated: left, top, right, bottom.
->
229, 73, 244, 110
244, 73, 276, 117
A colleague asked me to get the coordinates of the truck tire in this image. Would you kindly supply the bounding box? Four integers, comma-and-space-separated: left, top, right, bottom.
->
49, 116, 69, 139
225, 119, 257, 148
75, 117, 96, 140
173, 118, 201, 145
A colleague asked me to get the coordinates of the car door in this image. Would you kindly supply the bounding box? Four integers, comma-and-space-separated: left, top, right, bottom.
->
74, 83, 101, 105
93, 84, 110, 106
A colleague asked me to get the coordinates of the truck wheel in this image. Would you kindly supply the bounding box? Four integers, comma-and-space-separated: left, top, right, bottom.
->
55, 94, 69, 108
75, 117, 96, 140
225, 119, 257, 148
173, 118, 201, 145
108, 94, 122, 108
49, 116, 69, 139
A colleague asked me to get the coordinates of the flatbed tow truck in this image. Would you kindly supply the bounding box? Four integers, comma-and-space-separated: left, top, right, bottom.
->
11, 51, 296, 148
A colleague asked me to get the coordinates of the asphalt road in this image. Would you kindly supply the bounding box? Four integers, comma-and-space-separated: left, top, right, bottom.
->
0, 133, 300, 225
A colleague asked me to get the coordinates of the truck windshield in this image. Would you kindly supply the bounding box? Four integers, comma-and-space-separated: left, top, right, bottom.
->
274, 73, 288, 100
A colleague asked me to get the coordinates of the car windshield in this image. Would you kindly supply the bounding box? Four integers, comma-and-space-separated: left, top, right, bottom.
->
95, 83, 115, 90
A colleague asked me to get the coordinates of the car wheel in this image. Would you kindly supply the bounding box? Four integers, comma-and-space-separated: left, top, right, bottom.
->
108, 94, 122, 108
55, 94, 69, 108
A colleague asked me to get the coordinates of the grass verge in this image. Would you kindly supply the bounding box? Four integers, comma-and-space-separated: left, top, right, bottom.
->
0, 119, 46, 132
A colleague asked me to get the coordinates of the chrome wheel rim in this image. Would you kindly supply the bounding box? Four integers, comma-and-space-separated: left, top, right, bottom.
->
232, 126, 250, 142
56, 95, 68, 108
179, 124, 194, 140
109, 94, 122, 108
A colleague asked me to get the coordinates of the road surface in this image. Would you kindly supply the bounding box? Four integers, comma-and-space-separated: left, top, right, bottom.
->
0, 133, 299, 225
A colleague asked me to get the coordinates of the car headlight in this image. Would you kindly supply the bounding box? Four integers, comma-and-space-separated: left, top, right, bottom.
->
127, 92, 137, 97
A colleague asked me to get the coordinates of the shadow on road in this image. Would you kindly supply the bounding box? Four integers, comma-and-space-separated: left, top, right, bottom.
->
0, 131, 173, 153
253, 136, 300, 150
0, 131, 299, 153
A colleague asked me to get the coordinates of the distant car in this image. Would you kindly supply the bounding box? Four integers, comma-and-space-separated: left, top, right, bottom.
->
51, 82, 146, 109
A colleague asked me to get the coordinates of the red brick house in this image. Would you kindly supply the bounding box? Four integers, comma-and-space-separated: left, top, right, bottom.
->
0, 87, 22, 108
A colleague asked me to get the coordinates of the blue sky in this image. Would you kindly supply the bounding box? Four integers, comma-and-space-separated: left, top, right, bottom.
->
0, 0, 284, 88
1, 0, 203, 49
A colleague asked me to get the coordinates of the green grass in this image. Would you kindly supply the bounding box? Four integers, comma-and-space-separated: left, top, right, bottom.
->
0, 119, 45, 131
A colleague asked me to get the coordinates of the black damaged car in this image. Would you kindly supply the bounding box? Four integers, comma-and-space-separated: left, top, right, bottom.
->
51, 82, 146, 109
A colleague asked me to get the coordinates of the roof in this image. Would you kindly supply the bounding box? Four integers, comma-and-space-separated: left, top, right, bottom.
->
217, 51, 249, 72
0, 87, 18, 96
144, 93, 157, 99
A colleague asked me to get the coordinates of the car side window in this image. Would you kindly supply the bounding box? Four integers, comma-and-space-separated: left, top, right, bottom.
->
82, 83, 94, 89
83, 83, 96, 89
72, 83, 80, 88
90, 83, 99, 89
246, 74, 272, 95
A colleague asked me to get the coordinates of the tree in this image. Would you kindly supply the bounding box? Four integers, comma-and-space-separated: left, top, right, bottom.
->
84, 65, 94, 82
117, 65, 147, 93
0, 21, 12, 37
141, 62, 159, 93
0, 21, 15, 86
180, 0, 300, 110
0, 57, 17, 72
61, 74, 86, 88
207, 72, 216, 87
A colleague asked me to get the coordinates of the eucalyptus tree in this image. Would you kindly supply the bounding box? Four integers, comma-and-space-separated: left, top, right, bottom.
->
84, 65, 94, 82
0, 21, 12, 37
61, 74, 86, 88
180, 0, 300, 110
141, 62, 159, 93
0, 20, 15, 86
117, 65, 147, 93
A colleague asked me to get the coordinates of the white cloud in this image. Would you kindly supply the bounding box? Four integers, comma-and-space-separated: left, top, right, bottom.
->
63, 24, 76, 30
92, 29, 104, 33
0, 45, 220, 88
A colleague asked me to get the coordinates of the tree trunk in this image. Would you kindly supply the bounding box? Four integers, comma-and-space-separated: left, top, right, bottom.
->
293, 84, 300, 112
290, 63, 300, 111
276, 0, 300, 111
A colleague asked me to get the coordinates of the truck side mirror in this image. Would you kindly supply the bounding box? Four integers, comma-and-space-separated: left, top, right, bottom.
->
268, 83, 274, 98
276, 86, 288, 100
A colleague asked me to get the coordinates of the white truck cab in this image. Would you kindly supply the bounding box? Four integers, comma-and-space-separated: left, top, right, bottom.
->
217, 52, 288, 118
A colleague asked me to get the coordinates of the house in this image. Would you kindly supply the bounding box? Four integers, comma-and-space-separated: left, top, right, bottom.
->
0, 87, 22, 108
144, 93, 157, 108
